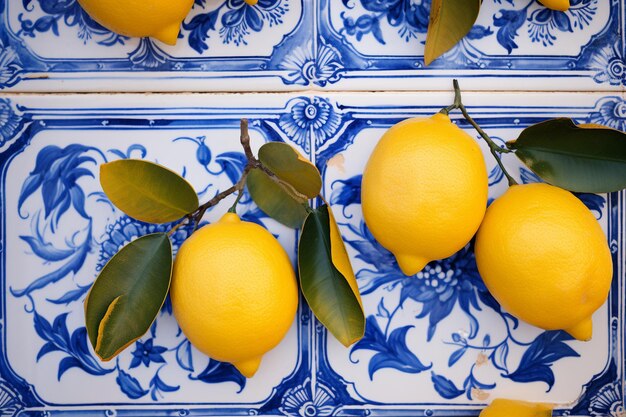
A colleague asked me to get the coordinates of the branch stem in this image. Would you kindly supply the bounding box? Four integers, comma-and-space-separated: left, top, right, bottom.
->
443, 80, 518, 187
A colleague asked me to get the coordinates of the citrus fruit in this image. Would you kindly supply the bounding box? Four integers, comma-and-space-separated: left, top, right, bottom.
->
77, 0, 194, 45
170, 213, 299, 377
539, 0, 570, 11
361, 113, 488, 276
475, 183, 612, 341
480, 399, 553, 417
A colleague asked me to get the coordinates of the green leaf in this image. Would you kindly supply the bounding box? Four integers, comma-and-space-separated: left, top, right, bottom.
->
424, 0, 481, 66
246, 168, 308, 228
258, 142, 322, 199
100, 160, 199, 223
298, 204, 364, 347
508, 118, 626, 193
85, 233, 172, 361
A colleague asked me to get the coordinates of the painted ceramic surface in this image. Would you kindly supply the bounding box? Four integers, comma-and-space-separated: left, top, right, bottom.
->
0, 0, 624, 91
0, 92, 623, 416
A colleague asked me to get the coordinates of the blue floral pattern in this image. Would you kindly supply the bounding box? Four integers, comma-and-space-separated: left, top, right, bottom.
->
11, 137, 271, 401
0, 0, 621, 88
278, 97, 342, 153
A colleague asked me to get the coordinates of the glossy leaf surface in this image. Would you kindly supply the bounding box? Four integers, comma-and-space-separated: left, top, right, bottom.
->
298, 204, 364, 347
100, 160, 198, 223
508, 118, 626, 192
424, 0, 481, 65
85, 233, 172, 361
246, 168, 308, 228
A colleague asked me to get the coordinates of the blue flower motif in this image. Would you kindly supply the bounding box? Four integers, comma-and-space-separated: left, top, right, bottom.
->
183, 0, 288, 53
400, 245, 495, 341
341, 0, 431, 44
279, 377, 338, 417
130, 339, 168, 368
587, 97, 626, 132
588, 382, 624, 417
0, 98, 21, 144
280, 41, 343, 87
278, 97, 342, 153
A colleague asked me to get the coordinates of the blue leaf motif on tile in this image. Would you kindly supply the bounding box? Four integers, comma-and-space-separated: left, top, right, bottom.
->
504, 330, 580, 391
431, 372, 464, 399
575, 193, 605, 219
190, 359, 247, 392
17, 0, 126, 46
330, 175, 362, 208
494, 7, 528, 53
149, 370, 180, 401
46, 285, 91, 305
34, 312, 112, 379
182, 0, 288, 52
340, 0, 430, 44
213, 151, 247, 185
175, 340, 194, 372
116, 369, 149, 399
351, 316, 431, 380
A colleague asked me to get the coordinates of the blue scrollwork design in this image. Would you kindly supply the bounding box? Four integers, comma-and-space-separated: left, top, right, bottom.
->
280, 40, 344, 87
588, 96, 626, 131
0, 42, 24, 90
588, 382, 624, 416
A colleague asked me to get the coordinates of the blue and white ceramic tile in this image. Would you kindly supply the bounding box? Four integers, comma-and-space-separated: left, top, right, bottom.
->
0, 0, 624, 91
0, 92, 623, 416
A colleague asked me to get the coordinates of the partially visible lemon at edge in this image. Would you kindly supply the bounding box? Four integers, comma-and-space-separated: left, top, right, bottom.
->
480, 399, 553, 417
361, 113, 489, 276
77, 0, 194, 45
539, 0, 570, 11
170, 213, 299, 377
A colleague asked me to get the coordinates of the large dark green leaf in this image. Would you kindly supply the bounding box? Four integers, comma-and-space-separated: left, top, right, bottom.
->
298, 204, 364, 347
85, 233, 172, 360
424, 0, 481, 65
100, 160, 199, 223
508, 118, 626, 193
246, 168, 308, 228
258, 142, 322, 199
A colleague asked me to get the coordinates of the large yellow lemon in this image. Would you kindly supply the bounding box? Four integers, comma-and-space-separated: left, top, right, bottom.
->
539, 0, 570, 11
77, 0, 194, 45
170, 213, 299, 377
475, 183, 612, 341
480, 399, 553, 417
361, 113, 488, 276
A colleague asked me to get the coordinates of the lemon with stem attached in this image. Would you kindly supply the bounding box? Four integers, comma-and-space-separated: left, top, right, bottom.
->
475, 183, 612, 341
171, 212, 299, 377
361, 113, 488, 276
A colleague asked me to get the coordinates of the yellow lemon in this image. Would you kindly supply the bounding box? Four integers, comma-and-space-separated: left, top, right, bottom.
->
361, 113, 488, 275
170, 213, 298, 377
539, 0, 570, 11
77, 0, 194, 45
480, 399, 553, 417
475, 183, 612, 341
